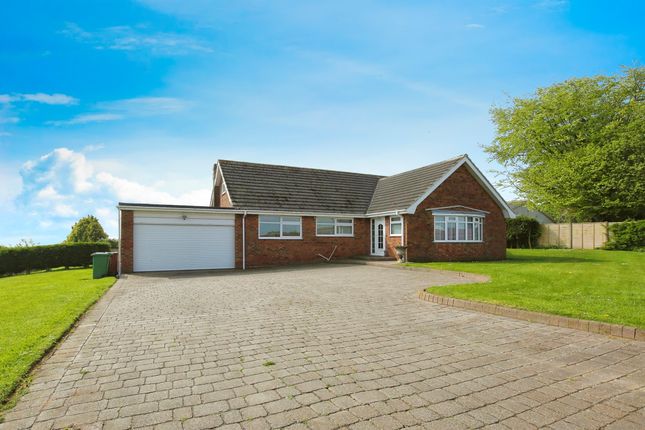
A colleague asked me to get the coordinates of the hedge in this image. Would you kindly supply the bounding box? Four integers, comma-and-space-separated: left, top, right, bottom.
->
506, 216, 542, 248
604, 220, 645, 251
0, 242, 111, 276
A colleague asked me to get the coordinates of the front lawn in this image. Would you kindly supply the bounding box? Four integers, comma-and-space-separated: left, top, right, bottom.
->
0, 269, 114, 407
407, 249, 645, 328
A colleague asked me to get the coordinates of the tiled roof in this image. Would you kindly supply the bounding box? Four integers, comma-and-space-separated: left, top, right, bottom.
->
218, 155, 468, 215
366, 156, 465, 214
218, 160, 382, 213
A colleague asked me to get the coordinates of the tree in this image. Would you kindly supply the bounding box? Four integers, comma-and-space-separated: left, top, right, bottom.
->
66, 215, 108, 243
486, 67, 645, 222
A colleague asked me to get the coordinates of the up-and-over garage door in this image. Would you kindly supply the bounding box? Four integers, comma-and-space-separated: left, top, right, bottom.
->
133, 212, 235, 272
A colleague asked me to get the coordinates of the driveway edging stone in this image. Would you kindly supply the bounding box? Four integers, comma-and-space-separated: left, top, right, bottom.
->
418, 289, 644, 341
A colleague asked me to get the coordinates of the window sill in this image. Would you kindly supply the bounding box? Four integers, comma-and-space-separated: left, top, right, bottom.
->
316, 234, 354, 238
434, 240, 483, 243
259, 237, 303, 240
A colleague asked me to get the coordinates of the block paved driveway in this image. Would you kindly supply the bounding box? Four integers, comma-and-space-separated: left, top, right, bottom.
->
2, 264, 644, 430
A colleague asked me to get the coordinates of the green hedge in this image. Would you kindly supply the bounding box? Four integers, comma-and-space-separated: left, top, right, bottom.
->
0, 242, 111, 276
605, 220, 645, 251
506, 216, 542, 248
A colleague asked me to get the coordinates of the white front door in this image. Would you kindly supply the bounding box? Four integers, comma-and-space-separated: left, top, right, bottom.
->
371, 217, 385, 256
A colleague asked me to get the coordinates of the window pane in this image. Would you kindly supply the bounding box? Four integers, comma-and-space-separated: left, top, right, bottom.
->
317, 225, 334, 235
447, 220, 457, 240
434, 219, 446, 241
317, 217, 334, 225
467, 222, 474, 240
282, 224, 301, 236
281, 216, 300, 224
336, 218, 352, 225
260, 215, 280, 223
457, 218, 466, 240
391, 216, 401, 223
259, 222, 280, 237
337, 225, 353, 235
390, 223, 402, 235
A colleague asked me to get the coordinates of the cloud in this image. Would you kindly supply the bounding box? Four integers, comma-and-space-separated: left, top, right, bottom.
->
61, 22, 213, 56
48, 97, 188, 126
47, 113, 123, 126
533, 0, 569, 10
465, 23, 485, 29
0, 93, 78, 105
17, 147, 211, 237
0, 116, 19, 124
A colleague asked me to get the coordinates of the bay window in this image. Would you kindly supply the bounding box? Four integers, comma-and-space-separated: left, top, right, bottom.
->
434, 215, 483, 242
259, 215, 302, 239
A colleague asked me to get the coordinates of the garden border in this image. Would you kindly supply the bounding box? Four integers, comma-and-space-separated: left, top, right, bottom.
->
418, 290, 644, 342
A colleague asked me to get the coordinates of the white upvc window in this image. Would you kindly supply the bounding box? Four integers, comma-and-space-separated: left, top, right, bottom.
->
434, 214, 483, 242
259, 215, 302, 239
316, 217, 354, 236
389, 216, 403, 236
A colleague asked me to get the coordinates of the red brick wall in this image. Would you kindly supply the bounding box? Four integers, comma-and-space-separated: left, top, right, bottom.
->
237, 215, 370, 268
120, 210, 134, 273
219, 192, 232, 208
384, 216, 403, 258
405, 165, 507, 262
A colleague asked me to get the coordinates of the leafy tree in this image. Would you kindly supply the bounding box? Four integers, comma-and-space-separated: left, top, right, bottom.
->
487, 67, 645, 222
506, 216, 541, 249
15, 238, 38, 247
65, 215, 108, 243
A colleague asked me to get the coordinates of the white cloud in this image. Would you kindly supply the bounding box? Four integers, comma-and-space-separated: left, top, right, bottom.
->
0, 116, 19, 124
47, 113, 123, 126
0, 93, 78, 105
61, 22, 213, 56
17, 148, 211, 237
465, 23, 485, 29
48, 97, 188, 126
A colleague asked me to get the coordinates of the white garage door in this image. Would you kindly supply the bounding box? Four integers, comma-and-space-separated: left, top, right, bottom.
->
133, 212, 235, 272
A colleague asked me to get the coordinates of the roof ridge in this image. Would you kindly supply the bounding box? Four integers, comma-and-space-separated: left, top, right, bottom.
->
218, 159, 384, 178
378, 154, 467, 182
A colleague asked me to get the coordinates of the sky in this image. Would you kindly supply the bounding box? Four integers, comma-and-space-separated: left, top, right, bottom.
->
0, 0, 642, 245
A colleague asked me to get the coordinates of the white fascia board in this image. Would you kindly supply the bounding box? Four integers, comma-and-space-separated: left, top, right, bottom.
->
215, 161, 235, 206
117, 204, 244, 215
405, 157, 467, 215
250, 210, 366, 218
405, 155, 516, 218
426, 205, 490, 214
365, 210, 408, 218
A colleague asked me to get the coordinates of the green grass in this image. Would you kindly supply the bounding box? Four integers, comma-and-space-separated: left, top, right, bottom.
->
0, 269, 115, 407
407, 249, 645, 328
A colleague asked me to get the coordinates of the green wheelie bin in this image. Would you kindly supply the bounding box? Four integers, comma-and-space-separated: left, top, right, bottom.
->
91, 252, 112, 279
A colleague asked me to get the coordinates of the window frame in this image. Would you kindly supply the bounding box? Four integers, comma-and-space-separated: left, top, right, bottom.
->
315, 217, 354, 237
258, 215, 302, 240
433, 214, 484, 243
389, 216, 403, 237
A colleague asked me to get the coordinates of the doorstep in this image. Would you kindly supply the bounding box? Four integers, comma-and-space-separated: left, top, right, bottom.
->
418, 290, 644, 342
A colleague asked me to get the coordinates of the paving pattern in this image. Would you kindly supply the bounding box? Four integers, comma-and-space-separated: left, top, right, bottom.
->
1, 264, 644, 430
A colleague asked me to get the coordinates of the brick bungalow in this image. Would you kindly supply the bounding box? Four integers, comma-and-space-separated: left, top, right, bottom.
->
118, 154, 515, 273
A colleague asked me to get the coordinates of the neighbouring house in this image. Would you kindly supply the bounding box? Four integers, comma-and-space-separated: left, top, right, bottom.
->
508, 201, 554, 224
118, 154, 515, 273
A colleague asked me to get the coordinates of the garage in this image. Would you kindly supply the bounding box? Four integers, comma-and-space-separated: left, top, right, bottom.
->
131, 209, 235, 272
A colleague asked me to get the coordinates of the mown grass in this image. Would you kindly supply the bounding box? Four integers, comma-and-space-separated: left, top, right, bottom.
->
0, 269, 114, 408
407, 249, 645, 328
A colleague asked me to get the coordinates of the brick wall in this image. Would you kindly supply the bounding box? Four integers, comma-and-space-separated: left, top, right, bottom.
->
237, 215, 370, 268
120, 210, 134, 273
219, 191, 232, 208
405, 165, 507, 261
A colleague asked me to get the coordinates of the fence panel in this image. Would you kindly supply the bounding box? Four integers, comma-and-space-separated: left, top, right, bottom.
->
538, 222, 611, 249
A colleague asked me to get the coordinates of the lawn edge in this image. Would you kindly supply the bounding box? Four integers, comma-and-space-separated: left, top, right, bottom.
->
0, 276, 118, 416
417, 289, 644, 342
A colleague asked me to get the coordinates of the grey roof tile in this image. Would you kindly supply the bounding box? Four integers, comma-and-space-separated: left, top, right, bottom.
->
218, 155, 466, 215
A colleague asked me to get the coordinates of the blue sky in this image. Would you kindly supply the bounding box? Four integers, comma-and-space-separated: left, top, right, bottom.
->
0, 0, 642, 245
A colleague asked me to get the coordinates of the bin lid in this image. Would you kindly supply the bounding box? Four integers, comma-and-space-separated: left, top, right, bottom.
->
91, 252, 116, 256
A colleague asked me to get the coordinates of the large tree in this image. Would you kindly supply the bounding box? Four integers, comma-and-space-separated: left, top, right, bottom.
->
65, 215, 109, 243
486, 67, 644, 222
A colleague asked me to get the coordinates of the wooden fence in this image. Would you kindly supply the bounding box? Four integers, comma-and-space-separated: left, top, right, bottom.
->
538, 222, 617, 249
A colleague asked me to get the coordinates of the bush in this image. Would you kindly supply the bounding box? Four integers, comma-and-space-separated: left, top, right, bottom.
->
506, 216, 542, 248
604, 220, 645, 251
0, 242, 111, 276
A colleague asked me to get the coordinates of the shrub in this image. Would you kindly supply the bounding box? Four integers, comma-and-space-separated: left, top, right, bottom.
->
0, 242, 111, 276
604, 220, 645, 251
506, 216, 542, 248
